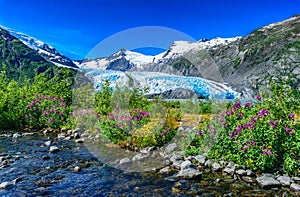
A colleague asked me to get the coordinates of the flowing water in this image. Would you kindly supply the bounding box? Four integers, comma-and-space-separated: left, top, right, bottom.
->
0, 132, 295, 196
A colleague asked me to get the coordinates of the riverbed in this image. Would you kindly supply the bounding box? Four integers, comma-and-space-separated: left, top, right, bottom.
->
0, 131, 296, 196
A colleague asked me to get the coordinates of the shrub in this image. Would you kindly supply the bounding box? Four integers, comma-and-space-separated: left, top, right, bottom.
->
188, 81, 300, 175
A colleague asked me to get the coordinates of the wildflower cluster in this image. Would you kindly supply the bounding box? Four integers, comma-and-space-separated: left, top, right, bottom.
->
188, 82, 300, 175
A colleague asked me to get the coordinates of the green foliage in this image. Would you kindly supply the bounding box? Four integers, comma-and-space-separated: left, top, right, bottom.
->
95, 79, 112, 115
0, 67, 75, 130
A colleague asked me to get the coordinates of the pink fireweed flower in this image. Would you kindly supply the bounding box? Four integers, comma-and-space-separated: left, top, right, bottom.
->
251, 141, 256, 146
165, 126, 170, 131
268, 150, 274, 157
233, 102, 241, 110
236, 125, 243, 131
161, 132, 167, 136
244, 102, 253, 108
212, 116, 218, 120
289, 114, 295, 120
152, 99, 157, 103
286, 127, 295, 135
255, 95, 262, 100
252, 116, 257, 123
198, 130, 203, 137
59, 112, 63, 117
226, 110, 234, 116
268, 120, 277, 128
49, 117, 54, 123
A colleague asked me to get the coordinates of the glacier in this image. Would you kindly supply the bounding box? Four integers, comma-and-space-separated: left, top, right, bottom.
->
82, 68, 239, 99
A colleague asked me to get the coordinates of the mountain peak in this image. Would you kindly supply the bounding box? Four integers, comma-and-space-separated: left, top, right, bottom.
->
0, 25, 77, 69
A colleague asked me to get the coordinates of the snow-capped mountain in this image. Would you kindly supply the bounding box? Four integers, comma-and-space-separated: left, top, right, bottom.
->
1, 26, 78, 69
80, 37, 241, 71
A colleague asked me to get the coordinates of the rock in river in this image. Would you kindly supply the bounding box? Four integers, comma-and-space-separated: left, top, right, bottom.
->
49, 146, 59, 153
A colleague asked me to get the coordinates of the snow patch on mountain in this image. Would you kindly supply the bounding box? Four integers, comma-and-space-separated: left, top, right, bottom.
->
1, 26, 77, 68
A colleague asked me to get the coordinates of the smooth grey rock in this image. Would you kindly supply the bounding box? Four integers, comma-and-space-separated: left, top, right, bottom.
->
75, 138, 84, 143
49, 146, 59, 153
176, 168, 202, 179
63, 136, 72, 141
67, 130, 73, 135
72, 128, 81, 134
12, 133, 21, 138
22, 132, 34, 136
73, 166, 81, 172
159, 166, 171, 174
172, 160, 184, 170
204, 159, 212, 167
181, 161, 193, 171
212, 162, 221, 171
235, 169, 247, 176
242, 176, 255, 183
194, 155, 206, 165
0, 181, 12, 189
73, 133, 80, 139
290, 183, 300, 191
132, 153, 149, 162
292, 176, 300, 182
45, 141, 51, 146
165, 143, 177, 153
246, 169, 255, 177
170, 154, 183, 163
119, 158, 131, 165
256, 174, 281, 189
224, 167, 235, 175
140, 148, 149, 154
227, 162, 236, 170
277, 175, 292, 186
57, 133, 65, 140
43, 129, 51, 134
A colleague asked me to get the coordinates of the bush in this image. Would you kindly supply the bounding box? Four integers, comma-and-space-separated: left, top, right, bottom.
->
187, 81, 300, 175
0, 69, 74, 130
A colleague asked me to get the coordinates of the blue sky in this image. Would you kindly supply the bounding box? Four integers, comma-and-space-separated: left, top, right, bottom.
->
0, 0, 299, 60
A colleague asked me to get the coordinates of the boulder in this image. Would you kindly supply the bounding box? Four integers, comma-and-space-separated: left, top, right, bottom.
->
49, 146, 59, 153
290, 183, 300, 191
277, 175, 292, 186
119, 158, 131, 165
194, 155, 206, 165
256, 174, 281, 189
165, 143, 177, 153
212, 162, 221, 171
176, 168, 202, 179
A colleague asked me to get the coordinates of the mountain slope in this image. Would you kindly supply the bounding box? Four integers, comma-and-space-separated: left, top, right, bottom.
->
1, 26, 77, 69
0, 27, 74, 81
80, 37, 241, 78
209, 15, 300, 94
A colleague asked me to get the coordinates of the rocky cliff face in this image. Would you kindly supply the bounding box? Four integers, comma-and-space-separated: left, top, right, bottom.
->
209, 15, 300, 94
